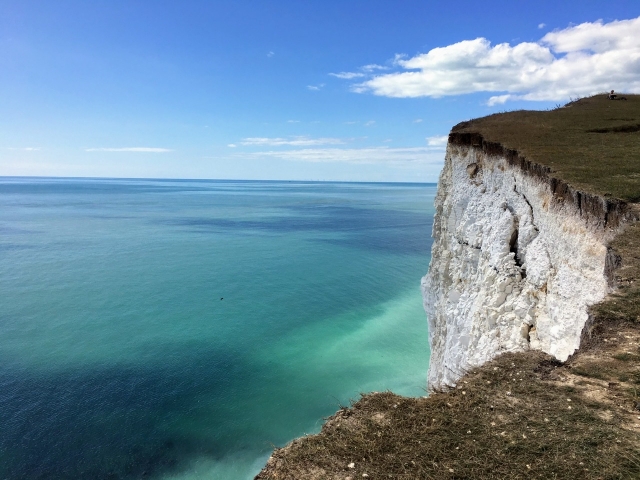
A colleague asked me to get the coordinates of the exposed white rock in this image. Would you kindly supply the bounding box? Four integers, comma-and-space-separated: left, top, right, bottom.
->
422, 143, 619, 389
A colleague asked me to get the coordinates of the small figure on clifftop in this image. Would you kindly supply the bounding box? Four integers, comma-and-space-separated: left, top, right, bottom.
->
608, 90, 627, 100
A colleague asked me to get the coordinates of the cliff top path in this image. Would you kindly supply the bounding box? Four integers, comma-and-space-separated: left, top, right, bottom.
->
256, 94, 640, 480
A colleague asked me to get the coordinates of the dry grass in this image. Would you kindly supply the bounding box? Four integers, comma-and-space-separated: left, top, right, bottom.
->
255, 95, 640, 480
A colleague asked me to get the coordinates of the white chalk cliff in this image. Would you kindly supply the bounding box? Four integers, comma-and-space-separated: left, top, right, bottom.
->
422, 135, 626, 389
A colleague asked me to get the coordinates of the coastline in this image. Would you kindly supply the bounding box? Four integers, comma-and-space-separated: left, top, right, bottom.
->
255, 95, 640, 479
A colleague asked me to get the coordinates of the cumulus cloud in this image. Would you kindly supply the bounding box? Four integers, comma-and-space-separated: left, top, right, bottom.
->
239, 136, 344, 146
227, 144, 237, 148
538, 23, 546, 29
249, 146, 444, 165
85, 147, 172, 152
307, 83, 325, 91
348, 17, 640, 102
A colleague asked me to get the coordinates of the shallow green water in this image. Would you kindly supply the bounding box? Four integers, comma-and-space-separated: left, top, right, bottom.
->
0, 178, 434, 479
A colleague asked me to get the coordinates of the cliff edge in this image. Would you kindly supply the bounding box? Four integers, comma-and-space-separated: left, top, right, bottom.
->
256, 95, 640, 479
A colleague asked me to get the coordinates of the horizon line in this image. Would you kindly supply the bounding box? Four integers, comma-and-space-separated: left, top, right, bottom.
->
0, 175, 437, 186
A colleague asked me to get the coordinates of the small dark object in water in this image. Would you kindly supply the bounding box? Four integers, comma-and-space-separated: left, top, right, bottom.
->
220, 297, 224, 300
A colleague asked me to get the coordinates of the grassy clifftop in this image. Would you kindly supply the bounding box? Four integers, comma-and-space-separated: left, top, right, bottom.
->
452, 94, 640, 203
256, 95, 640, 479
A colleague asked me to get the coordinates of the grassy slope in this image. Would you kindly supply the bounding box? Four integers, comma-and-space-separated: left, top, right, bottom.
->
256, 95, 640, 479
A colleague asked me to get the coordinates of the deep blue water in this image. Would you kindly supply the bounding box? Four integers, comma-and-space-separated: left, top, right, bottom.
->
0, 178, 434, 479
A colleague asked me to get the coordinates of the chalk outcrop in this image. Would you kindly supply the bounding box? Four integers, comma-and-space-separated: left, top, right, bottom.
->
422, 136, 627, 389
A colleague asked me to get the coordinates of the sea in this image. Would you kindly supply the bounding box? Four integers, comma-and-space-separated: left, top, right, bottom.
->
0, 177, 435, 480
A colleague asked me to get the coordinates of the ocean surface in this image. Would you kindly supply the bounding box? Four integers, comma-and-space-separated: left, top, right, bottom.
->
0, 178, 435, 480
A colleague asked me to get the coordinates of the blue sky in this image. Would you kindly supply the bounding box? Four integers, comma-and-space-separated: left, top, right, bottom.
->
2, 1, 639, 182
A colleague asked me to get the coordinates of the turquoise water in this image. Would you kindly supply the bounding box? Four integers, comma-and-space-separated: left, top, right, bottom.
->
0, 178, 435, 479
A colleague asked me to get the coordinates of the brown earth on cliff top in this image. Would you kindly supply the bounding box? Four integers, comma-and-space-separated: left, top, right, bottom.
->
256, 94, 640, 479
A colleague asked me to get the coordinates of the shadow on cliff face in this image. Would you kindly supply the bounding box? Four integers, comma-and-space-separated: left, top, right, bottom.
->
590, 220, 640, 330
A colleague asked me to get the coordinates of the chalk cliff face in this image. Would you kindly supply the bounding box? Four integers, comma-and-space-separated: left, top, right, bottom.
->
422, 139, 623, 389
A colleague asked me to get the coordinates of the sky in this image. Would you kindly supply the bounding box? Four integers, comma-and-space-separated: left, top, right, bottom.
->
2, 1, 639, 182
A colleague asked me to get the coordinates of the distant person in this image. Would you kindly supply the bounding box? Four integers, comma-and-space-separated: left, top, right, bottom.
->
608, 90, 627, 100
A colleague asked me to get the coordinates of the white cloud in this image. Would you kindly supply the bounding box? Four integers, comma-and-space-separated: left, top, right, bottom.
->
227, 144, 237, 148
349, 17, 640, 102
85, 147, 172, 152
364, 120, 376, 127
8, 147, 40, 151
287, 120, 300, 123
329, 72, 366, 79
413, 118, 423, 123
538, 23, 546, 29
239, 136, 344, 146
267, 51, 275, 57
249, 146, 444, 165
486, 94, 513, 106
426, 135, 449, 148
328, 65, 389, 81
361, 64, 389, 72
307, 83, 325, 91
